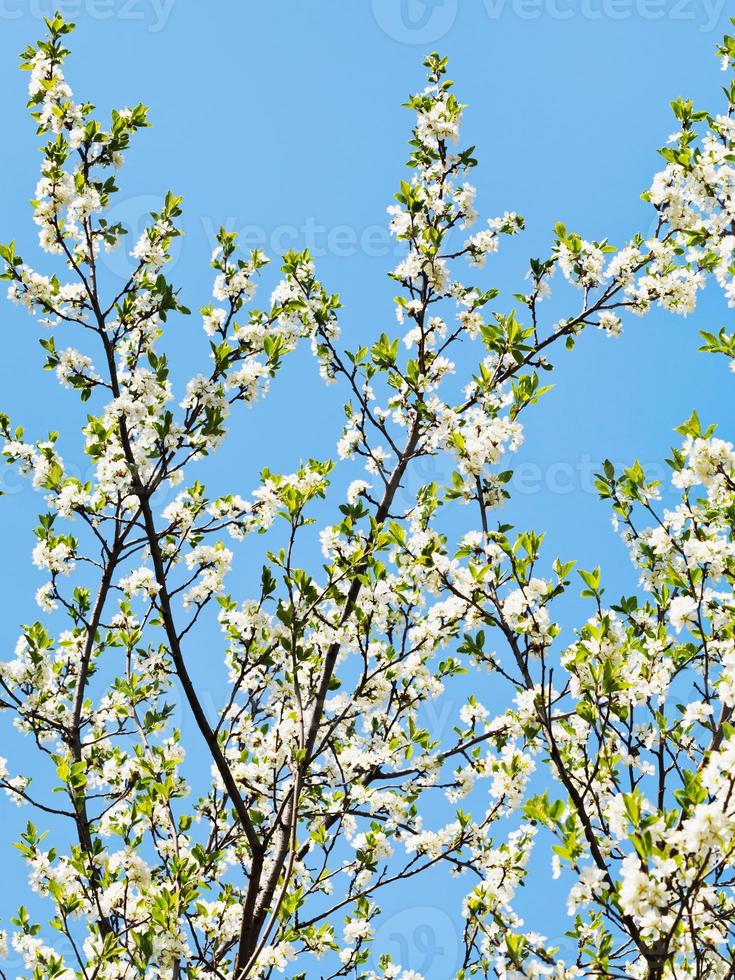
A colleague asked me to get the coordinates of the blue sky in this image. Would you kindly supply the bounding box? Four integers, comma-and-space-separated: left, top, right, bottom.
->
0, 2, 734, 976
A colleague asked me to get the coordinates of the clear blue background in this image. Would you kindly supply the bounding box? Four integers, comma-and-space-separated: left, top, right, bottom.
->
0, 2, 733, 975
